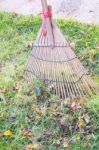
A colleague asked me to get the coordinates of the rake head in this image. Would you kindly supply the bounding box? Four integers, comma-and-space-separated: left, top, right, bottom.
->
24, 0, 97, 99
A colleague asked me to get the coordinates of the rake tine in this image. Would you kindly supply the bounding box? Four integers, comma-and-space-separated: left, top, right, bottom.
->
24, 0, 98, 100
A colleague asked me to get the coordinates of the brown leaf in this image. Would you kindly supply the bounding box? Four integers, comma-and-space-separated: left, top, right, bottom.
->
60, 117, 67, 128
45, 131, 53, 137
68, 102, 81, 110
80, 98, 88, 105
0, 134, 4, 139
63, 137, 70, 148
53, 140, 61, 146
85, 134, 93, 140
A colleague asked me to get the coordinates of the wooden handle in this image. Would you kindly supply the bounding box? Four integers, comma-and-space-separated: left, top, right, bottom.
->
41, 0, 54, 46
41, 0, 48, 12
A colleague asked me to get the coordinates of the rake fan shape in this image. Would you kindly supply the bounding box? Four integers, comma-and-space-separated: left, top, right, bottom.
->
24, 0, 97, 99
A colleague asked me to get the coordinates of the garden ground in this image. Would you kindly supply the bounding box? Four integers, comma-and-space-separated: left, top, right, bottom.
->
0, 12, 99, 150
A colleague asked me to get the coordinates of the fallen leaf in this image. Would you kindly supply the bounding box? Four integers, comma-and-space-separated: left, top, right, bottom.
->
60, 117, 67, 128
76, 135, 81, 141
13, 84, 19, 92
4, 130, 12, 136
45, 131, 53, 137
27, 115, 34, 121
83, 143, 92, 148
80, 99, 88, 105
53, 140, 61, 146
63, 137, 70, 148
28, 132, 33, 137
0, 134, 4, 138
32, 104, 37, 110
85, 134, 93, 140
63, 143, 69, 148
27, 144, 33, 150
39, 109, 46, 115
78, 119, 85, 128
83, 115, 90, 124
35, 87, 41, 97
25, 128, 31, 133
69, 102, 81, 110
35, 115, 41, 121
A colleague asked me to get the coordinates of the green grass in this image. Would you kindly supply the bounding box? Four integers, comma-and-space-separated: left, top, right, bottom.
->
0, 12, 99, 150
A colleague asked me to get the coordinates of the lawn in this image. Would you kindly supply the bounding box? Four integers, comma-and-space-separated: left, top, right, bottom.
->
0, 12, 99, 150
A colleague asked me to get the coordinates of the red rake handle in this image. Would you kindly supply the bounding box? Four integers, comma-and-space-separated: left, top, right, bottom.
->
41, 0, 54, 45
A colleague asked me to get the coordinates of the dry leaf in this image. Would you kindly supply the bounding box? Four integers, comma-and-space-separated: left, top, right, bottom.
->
53, 140, 61, 146
0, 134, 4, 138
27, 144, 33, 150
76, 135, 81, 141
60, 117, 67, 128
78, 119, 85, 128
32, 104, 37, 110
4, 130, 12, 136
85, 134, 93, 140
83, 115, 90, 124
69, 102, 81, 110
63, 137, 70, 148
80, 99, 88, 105
63, 143, 69, 148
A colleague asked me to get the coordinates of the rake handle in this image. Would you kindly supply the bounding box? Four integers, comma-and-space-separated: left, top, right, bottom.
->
41, 0, 54, 45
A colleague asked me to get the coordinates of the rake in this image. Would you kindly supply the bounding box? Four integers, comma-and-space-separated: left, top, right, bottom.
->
24, 0, 97, 99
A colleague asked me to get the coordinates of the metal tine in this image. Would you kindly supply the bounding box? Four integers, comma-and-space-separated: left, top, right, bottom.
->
70, 55, 94, 95
71, 67, 91, 95
54, 29, 69, 99
62, 63, 72, 99
82, 75, 96, 95
71, 59, 93, 96
53, 24, 85, 98
56, 23, 96, 95
54, 42, 63, 98
55, 59, 60, 98
33, 49, 41, 79
61, 65, 71, 99
69, 61, 87, 98
60, 66, 68, 99
46, 37, 53, 94
41, 34, 45, 80
63, 47, 85, 98
66, 61, 82, 99
45, 38, 50, 84
65, 59, 81, 98
64, 64, 72, 99
69, 59, 91, 97
60, 56, 72, 99
66, 62, 82, 99
29, 56, 39, 80
59, 41, 71, 98
41, 31, 48, 80
52, 47, 58, 97
71, 62, 91, 97
80, 77, 90, 97
86, 75, 97, 93
24, 0, 97, 99
52, 43, 59, 97
56, 45, 65, 99
67, 51, 90, 97
65, 50, 92, 97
